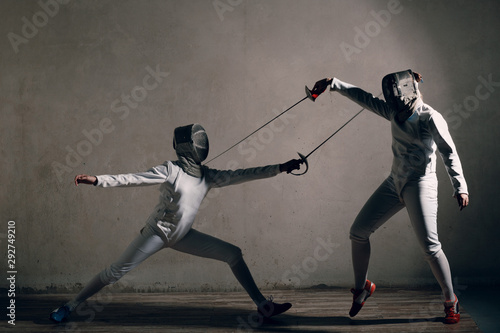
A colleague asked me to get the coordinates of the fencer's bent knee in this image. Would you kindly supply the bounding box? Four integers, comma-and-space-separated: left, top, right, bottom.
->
349, 225, 371, 244
423, 246, 443, 262
99, 263, 129, 285
226, 245, 243, 267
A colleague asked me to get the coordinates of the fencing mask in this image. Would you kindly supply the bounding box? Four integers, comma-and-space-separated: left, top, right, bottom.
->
382, 69, 421, 123
173, 124, 209, 177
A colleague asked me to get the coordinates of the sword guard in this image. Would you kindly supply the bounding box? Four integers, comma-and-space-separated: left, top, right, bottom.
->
291, 152, 309, 176
305, 85, 317, 102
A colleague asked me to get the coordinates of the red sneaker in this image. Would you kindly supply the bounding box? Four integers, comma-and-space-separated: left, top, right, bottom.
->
349, 280, 376, 317
444, 294, 460, 324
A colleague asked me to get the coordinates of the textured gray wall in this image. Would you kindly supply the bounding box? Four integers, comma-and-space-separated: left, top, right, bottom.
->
1, 0, 499, 293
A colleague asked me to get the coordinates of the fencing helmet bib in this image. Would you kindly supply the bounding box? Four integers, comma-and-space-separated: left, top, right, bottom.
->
382, 69, 420, 123
173, 124, 209, 164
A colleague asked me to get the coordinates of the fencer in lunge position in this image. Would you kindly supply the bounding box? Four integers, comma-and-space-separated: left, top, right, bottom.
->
310, 70, 469, 324
50, 123, 303, 323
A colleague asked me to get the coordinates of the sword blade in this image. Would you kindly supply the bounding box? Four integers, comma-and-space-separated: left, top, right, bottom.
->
304, 93, 382, 159
305, 108, 364, 159
206, 96, 308, 164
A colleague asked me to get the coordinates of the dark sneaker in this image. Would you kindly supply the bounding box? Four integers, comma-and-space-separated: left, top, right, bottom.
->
50, 305, 71, 323
257, 296, 292, 318
349, 280, 376, 317
444, 295, 460, 324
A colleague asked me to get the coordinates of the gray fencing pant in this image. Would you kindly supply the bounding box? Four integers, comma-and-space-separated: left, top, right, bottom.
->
67, 225, 266, 311
349, 174, 454, 300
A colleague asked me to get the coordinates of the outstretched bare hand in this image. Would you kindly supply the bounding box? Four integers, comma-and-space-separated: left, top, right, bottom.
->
74, 174, 97, 186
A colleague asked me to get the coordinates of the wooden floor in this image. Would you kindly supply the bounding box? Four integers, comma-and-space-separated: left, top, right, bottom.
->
6, 288, 480, 332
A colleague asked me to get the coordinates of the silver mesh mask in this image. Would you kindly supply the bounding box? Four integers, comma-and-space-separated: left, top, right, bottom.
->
382, 69, 419, 123
173, 124, 209, 164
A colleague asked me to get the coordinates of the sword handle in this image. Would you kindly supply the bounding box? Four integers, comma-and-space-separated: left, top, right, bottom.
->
291, 152, 309, 176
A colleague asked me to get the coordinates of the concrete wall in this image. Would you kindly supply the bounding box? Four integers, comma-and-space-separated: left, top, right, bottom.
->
1, 0, 499, 293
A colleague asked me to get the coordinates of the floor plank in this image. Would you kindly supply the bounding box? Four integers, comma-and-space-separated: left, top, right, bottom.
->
4, 288, 480, 332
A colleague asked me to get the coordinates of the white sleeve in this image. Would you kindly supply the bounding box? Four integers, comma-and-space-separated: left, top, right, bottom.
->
330, 78, 394, 121
429, 112, 469, 196
206, 165, 281, 188
96, 164, 170, 188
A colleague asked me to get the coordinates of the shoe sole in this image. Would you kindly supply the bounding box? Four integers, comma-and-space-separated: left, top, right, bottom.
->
444, 314, 461, 324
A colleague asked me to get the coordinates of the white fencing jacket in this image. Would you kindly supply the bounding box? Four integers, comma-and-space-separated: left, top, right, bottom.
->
96, 162, 280, 245
330, 78, 468, 198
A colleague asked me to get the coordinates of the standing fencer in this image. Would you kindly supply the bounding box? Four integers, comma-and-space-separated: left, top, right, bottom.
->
50, 123, 303, 323
310, 70, 469, 324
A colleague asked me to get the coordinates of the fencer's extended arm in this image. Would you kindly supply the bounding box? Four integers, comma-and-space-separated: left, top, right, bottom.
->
206, 164, 281, 188
95, 164, 170, 188
330, 78, 393, 121
428, 112, 469, 196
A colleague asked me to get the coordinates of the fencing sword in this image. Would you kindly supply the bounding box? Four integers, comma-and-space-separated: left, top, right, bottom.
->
291, 93, 383, 176
205, 85, 319, 164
